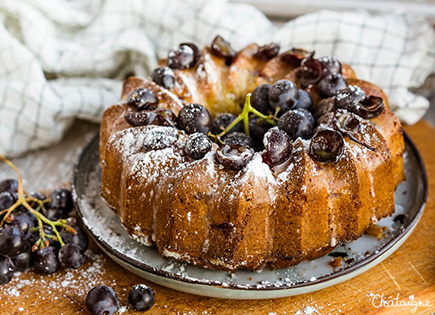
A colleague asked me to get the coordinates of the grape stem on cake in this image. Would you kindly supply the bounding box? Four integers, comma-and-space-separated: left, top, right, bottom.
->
208, 93, 278, 142
99, 35, 405, 271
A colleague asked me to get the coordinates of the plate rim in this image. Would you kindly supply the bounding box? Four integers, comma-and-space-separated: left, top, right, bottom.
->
72, 131, 428, 292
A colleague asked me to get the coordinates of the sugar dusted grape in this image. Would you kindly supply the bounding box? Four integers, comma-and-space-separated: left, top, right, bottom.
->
263, 127, 293, 165
0, 254, 14, 285
86, 285, 118, 315
184, 133, 212, 160
309, 128, 345, 162
278, 109, 314, 140
177, 103, 213, 135
151, 66, 175, 89
33, 246, 60, 275
215, 144, 254, 170
59, 243, 85, 269
128, 284, 155, 311
168, 43, 200, 70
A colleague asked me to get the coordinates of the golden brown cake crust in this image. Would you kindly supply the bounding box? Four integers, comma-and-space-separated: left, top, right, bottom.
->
100, 45, 405, 271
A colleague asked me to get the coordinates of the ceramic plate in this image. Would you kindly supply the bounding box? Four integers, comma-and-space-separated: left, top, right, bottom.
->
72, 132, 427, 299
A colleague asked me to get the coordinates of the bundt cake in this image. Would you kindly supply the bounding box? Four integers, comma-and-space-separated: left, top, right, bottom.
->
99, 36, 405, 271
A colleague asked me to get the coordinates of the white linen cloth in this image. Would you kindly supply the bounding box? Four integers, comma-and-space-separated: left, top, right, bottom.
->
0, 0, 434, 156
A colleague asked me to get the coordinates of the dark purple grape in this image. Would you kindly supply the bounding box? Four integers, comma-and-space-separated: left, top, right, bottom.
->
151, 66, 175, 89
317, 112, 336, 128
60, 225, 89, 251
248, 117, 274, 148
177, 103, 212, 135
0, 192, 15, 210
143, 127, 179, 150
0, 179, 18, 194
45, 208, 66, 221
0, 226, 26, 258
124, 111, 156, 127
263, 128, 292, 165
66, 217, 77, 226
251, 84, 273, 114
184, 133, 212, 160
223, 132, 254, 148
0, 254, 14, 285
58, 243, 85, 269
126, 88, 159, 111
278, 109, 314, 140
212, 113, 243, 135
318, 56, 342, 74
255, 42, 280, 60
335, 86, 384, 119
335, 85, 366, 111
211, 35, 236, 61
10, 212, 34, 239
293, 89, 313, 112
334, 110, 360, 131
317, 73, 347, 97
49, 189, 74, 216
313, 97, 335, 119
269, 80, 299, 114
86, 285, 118, 315
125, 109, 177, 128
299, 57, 324, 87
354, 96, 385, 119
309, 128, 345, 162
12, 247, 32, 271
333, 111, 374, 151
152, 109, 177, 127
167, 43, 200, 70
128, 284, 155, 312
215, 144, 254, 170
33, 246, 60, 275
281, 48, 314, 67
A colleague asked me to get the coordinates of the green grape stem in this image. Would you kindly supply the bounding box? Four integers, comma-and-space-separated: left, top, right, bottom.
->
214, 93, 277, 140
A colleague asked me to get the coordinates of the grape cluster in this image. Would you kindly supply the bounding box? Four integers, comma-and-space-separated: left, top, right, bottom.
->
123, 37, 385, 171
0, 163, 89, 285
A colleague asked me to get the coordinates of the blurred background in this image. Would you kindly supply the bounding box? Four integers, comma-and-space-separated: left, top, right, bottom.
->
235, 0, 435, 23
237, 0, 435, 123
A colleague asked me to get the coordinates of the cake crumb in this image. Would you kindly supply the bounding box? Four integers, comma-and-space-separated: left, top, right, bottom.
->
329, 257, 343, 269
366, 224, 387, 240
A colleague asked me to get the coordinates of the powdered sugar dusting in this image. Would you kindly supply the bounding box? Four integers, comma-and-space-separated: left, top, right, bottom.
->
143, 127, 179, 150
335, 85, 365, 102
0, 251, 125, 314
245, 153, 277, 202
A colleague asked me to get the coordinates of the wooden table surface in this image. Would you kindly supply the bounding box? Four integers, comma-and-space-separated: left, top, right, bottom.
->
0, 120, 434, 315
